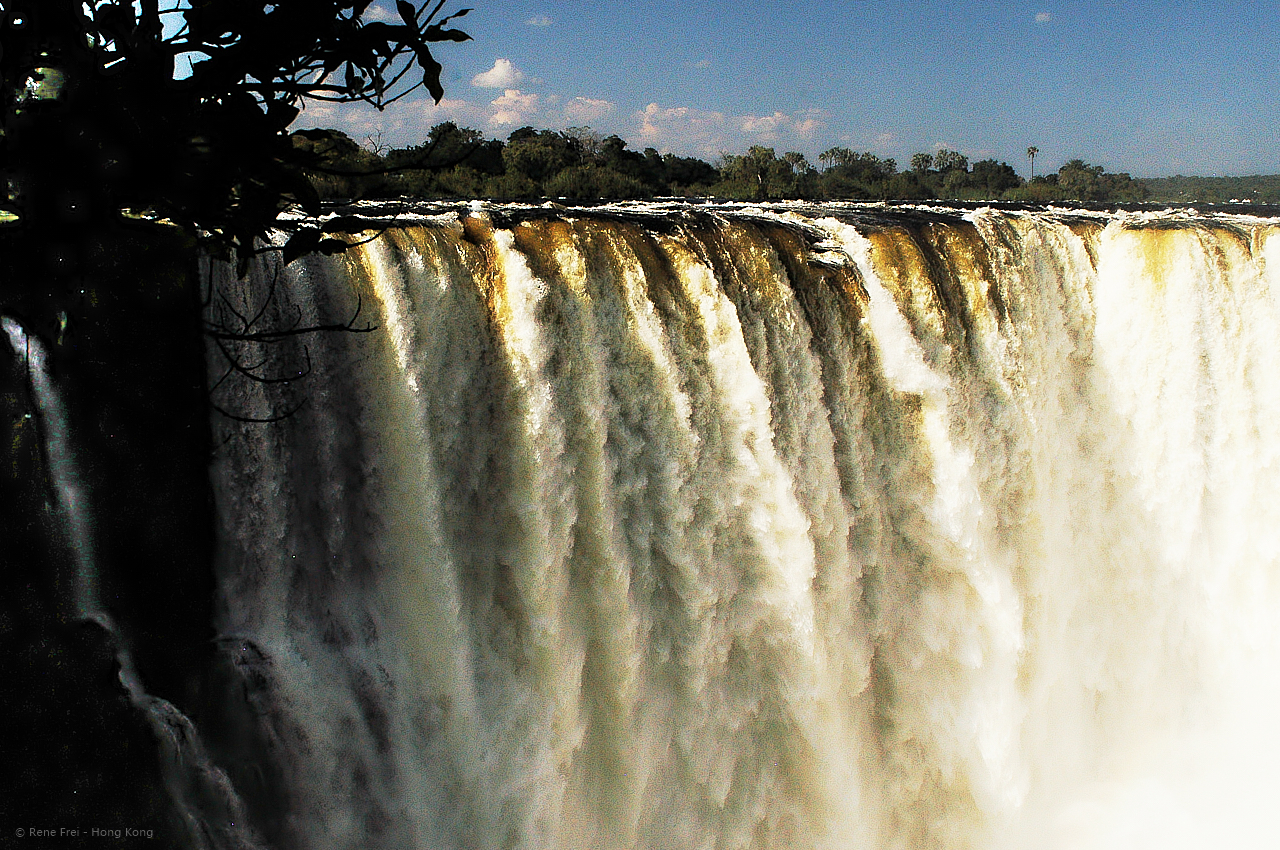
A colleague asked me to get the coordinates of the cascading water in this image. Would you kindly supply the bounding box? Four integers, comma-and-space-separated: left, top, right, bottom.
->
204, 202, 1280, 850
3, 316, 263, 850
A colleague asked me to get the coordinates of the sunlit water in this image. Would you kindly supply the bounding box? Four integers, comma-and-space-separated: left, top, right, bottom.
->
205, 202, 1280, 850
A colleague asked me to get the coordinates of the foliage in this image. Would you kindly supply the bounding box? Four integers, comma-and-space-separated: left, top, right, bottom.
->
714, 146, 806, 199
1002, 159, 1148, 203
659, 152, 718, 195
817, 148, 897, 198
933, 148, 969, 174
545, 165, 647, 199
1136, 175, 1280, 205
0, 0, 472, 288
282, 121, 1164, 208
502, 127, 585, 183
968, 159, 1023, 196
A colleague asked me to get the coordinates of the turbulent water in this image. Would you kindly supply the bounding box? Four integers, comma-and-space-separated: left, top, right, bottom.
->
205, 202, 1280, 850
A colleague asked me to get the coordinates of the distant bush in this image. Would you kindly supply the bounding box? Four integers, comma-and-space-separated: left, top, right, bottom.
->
1138, 175, 1280, 204
294, 124, 1172, 205
545, 165, 647, 200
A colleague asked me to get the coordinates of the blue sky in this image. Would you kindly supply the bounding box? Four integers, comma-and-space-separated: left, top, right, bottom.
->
290, 1, 1280, 177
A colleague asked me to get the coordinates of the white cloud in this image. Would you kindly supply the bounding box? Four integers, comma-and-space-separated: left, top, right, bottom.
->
1035, 12, 1052, 23
293, 96, 496, 148
740, 109, 827, 141
637, 103, 730, 153
635, 103, 830, 155
472, 59, 525, 89
564, 97, 616, 123
292, 97, 491, 147
526, 15, 552, 27
741, 111, 790, 135
361, 4, 399, 23
434, 98, 491, 126
490, 89, 540, 126
793, 118, 823, 138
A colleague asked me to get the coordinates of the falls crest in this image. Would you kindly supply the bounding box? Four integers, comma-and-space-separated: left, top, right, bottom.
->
205, 205, 1280, 850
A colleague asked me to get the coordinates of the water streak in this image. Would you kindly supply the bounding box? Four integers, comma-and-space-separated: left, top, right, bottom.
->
206, 204, 1280, 850
3, 316, 264, 850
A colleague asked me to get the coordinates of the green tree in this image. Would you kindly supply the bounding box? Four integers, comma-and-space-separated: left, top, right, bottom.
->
661, 152, 718, 194
1, 0, 473, 308
784, 151, 815, 175
1055, 159, 1147, 203
933, 148, 969, 174
911, 152, 935, 174
393, 122, 497, 170
594, 134, 660, 191
884, 170, 935, 200
819, 147, 854, 170
716, 146, 799, 200
969, 159, 1023, 196
379, 121, 503, 197
546, 165, 646, 199
815, 150, 897, 198
502, 127, 583, 187
1057, 158, 1106, 200
563, 126, 607, 160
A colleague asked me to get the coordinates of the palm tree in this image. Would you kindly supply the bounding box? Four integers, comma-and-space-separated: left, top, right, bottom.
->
1027, 146, 1040, 180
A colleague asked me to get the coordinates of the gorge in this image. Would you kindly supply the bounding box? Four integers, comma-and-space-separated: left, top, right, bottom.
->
13, 201, 1280, 849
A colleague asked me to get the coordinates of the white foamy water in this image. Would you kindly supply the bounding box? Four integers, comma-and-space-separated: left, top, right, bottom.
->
205, 203, 1280, 849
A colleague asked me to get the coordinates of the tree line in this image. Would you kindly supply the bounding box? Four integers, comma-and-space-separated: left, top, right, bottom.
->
1137, 174, 1280, 205
297, 123, 1150, 203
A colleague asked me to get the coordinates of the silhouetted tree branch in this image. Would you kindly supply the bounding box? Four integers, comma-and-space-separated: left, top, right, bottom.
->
1, 0, 473, 310
201, 254, 378, 421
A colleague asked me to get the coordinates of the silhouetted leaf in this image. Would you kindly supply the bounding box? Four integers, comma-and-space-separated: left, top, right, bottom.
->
362, 22, 410, 57
282, 229, 322, 266
3, 0, 471, 273
283, 170, 322, 216
425, 25, 472, 43
415, 45, 444, 102
265, 100, 301, 129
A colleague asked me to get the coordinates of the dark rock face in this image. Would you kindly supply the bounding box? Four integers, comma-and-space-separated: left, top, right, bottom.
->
1, 224, 215, 845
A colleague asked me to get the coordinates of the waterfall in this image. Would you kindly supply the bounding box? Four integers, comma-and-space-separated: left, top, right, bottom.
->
3, 316, 265, 850
205, 203, 1280, 850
